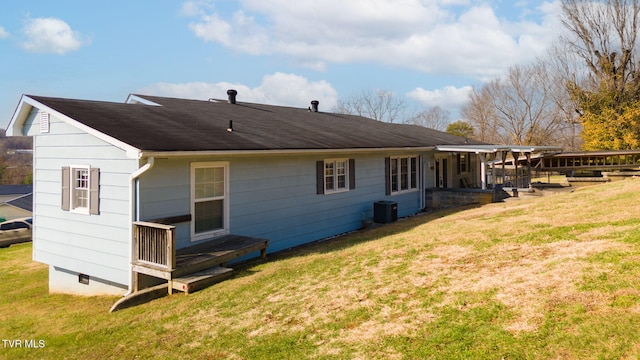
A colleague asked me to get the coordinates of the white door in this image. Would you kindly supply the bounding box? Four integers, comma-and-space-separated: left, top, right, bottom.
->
435, 156, 449, 188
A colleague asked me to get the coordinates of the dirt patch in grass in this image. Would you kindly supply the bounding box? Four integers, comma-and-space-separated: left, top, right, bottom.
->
410, 240, 630, 332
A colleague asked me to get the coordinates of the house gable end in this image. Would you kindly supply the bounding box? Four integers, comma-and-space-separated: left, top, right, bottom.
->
7, 95, 142, 159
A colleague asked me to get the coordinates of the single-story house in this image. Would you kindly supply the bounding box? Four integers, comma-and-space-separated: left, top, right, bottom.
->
7, 91, 544, 296
0, 185, 33, 221
0, 193, 33, 221
0, 184, 32, 203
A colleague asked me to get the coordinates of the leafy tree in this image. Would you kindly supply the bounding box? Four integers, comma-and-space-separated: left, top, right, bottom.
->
581, 101, 640, 149
560, 0, 640, 149
446, 120, 475, 138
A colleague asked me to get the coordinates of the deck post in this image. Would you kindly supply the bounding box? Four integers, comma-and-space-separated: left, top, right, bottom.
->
167, 227, 176, 271
133, 272, 139, 292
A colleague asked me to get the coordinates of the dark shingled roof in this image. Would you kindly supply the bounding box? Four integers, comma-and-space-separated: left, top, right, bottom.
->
29, 94, 484, 152
6, 193, 32, 212
0, 185, 32, 196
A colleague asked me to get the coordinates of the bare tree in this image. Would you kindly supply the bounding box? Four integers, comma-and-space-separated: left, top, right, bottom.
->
332, 88, 407, 123
461, 86, 502, 144
462, 62, 569, 146
407, 106, 450, 131
0, 130, 33, 184
560, 0, 640, 105
541, 45, 584, 150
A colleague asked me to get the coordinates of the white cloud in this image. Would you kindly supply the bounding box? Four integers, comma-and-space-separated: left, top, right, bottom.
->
0, 26, 9, 39
181, 0, 214, 16
183, 0, 561, 79
137, 72, 339, 110
407, 85, 473, 109
20, 17, 89, 55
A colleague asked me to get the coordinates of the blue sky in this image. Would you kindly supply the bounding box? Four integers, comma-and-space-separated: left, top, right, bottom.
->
0, 0, 562, 128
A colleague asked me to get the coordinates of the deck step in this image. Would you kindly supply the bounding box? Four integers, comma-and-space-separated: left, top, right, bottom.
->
172, 266, 234, 294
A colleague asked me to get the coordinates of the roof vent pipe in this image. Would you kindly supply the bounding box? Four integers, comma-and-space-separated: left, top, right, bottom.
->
311, 100, 319, 112
227, 89, 238, 104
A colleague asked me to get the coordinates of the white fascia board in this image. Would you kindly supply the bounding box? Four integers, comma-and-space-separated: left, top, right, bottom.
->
139, 146, 437, 158
509, 145, 564, 153
6, 95, 33, 136
435, 144, 563, 154
17, 96, 142, 159
125, 94, 162, 106
434, 145, 505, 153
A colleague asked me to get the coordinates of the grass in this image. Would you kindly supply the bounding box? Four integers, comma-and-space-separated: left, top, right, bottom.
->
4, 179, 640, 359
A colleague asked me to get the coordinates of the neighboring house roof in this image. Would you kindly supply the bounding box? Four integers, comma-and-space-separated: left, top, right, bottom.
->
5, 193, 32, 212
11, 94, 484, 154
0, 185, 32, 197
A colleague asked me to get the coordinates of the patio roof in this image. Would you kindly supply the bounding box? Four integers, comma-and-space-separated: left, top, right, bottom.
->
434, 144, 563, 154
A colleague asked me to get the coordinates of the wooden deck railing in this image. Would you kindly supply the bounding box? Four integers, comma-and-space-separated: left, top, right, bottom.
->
133, 221, 176, 271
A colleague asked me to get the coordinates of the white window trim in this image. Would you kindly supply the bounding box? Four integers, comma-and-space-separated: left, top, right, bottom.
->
389, 156, 419, 195
70, 165, 91, 214
324, 158, 349, 194
190, 161, 230, 242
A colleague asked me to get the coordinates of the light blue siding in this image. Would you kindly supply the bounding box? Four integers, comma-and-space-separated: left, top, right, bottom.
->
28, 110, 138, 288
24, 104, 433, 290
137, 158, 191, 247
139, 152, 427, 252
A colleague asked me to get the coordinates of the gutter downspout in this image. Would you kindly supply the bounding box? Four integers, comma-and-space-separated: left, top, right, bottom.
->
126, 157, 155, 295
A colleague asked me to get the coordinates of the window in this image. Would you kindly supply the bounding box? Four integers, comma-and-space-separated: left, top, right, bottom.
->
386, 156, 419, 195
61, 166, 100, 215
316, 159, 356, 194
325, 159, 347, 193
73, 168, 89, 211
457, 153, 468, 174
191, 162, 229, 241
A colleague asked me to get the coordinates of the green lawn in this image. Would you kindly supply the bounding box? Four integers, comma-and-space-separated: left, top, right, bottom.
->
3, 179, 640, 359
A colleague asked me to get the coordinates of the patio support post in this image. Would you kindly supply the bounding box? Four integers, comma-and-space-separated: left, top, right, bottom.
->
526, 152, 532, 188
501, 151, 506, 186
512, 151, 520, 188
478, 152, 487, 190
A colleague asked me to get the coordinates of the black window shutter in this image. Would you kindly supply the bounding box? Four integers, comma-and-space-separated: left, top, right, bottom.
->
384, 157, 391, 195
349, 159, 356, 190
316, 161, 325, 195
61, 166, 70, 211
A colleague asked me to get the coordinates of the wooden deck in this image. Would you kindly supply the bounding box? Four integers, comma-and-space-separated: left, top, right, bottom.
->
132, 233, 268, 294
174, 234, 268, 277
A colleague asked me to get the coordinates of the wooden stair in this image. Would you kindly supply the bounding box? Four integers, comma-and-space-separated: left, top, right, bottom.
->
171, 266, 234, 294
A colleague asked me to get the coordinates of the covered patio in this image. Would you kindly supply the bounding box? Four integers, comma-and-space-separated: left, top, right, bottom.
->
434, 145, 563, 190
